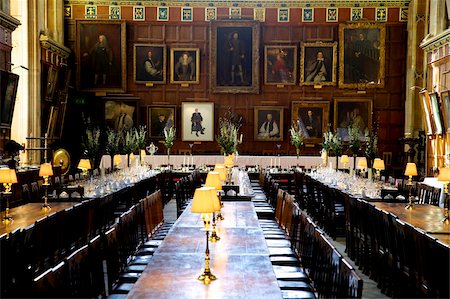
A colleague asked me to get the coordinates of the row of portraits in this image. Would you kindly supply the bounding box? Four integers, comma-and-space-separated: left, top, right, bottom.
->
76, 20, 385, 93
105, 98, 372, 143
420, 90, 450, 136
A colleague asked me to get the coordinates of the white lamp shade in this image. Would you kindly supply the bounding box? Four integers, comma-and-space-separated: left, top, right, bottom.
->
438, 167, 450, 182
404, 162, 418, 176
205, 172, 222, 191
340, 155, 349, 164
213, 165, 227, 182
191, 187, 220, 213
357, 157, 367, 169
140, 149, 147, 157
372, 158, 385, 170
39, 163, 54, 177
0, 168, 17, 184
113, 155, 122, 165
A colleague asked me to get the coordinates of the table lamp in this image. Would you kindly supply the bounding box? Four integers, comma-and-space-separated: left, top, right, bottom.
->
205, 171, 223, 240
224, 155, 234, 185
39, 163, 53, 211
191, 187, 221, 284
437, 167, 450, 223
113, 154, 122, 170
340, 155, 349, 170
404, 162, 418, 210
357, 157, 367, 177
214, 165, 227, 182
77, 159, 91, 177
140, 149, 146, 166
373, 158, 385, 181
0, 168, 17, 224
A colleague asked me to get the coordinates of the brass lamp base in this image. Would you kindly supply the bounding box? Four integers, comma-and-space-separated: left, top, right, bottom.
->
42, 202, 51, 212
197, 270, 217, 284
2, 211, 13, 225
405, 203, 414, 210
210, 230, 220, 242
216, 211, 224, 221
443, 208, 449, 224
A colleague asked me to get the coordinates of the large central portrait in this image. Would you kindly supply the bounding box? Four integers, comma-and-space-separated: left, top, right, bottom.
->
210, 20, 260, 94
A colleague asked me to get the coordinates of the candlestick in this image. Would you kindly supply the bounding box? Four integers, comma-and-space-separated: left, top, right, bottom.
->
239, 134, 243, 143
183, 154, 186, 166
270, 158, 273, 168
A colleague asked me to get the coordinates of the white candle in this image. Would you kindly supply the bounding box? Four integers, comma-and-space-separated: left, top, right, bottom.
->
270, 158, 273, 168
183, 154, 186, 166
191, 155, 194, 167
239, 134, 243, 143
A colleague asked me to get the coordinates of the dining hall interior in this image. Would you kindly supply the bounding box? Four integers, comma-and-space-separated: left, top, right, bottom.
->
0, 0, 449, 298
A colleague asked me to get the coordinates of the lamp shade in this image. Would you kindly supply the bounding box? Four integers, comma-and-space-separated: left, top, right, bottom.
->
205, 172, 222, 191
357, 157, 367, 169
113, 155, 122, 165
77, 159, 91, 170
224, 155, 234, 167
140, 149, 147, 157
0, 168, 17, 184
372, 158, 385, 170
39, 163, 54, 177
438, 167, 450, 182
191, 187, 220, 213
404, 162, 418, 176
129, 153, 135, 162
340, 155, 349, 164
214, 165, 227, 182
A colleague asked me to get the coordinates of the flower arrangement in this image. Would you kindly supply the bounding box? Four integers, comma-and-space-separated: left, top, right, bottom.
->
135, 125, 147, 150
365, 128, 378, 167
322, 131, 334, 153
289, 123, 305, 157
330, 132, 343, 157
216, 109, 242, 155
348, 124, 361, 155
123, 130, 138, 155
105, 129, 120, 156
163, 126, 176, 149
82, 127, 101, 167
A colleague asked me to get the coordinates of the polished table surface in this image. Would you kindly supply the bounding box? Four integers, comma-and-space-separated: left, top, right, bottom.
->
127, 202, 282, 299
372, 202, 450, 245
0, 202, 77, 236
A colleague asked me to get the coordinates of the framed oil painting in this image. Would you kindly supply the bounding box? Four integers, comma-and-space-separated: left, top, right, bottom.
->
291, 101, 330, 144
339, 23, 386, 89
419, 90, 434, 135
440, 90, 450, 133
429, 92, 444, 135
0, 71, 19, 129
334, 98, 372, 141
148, 106, 176, 139
104, 99, 139, 133
300, 42, 337, 86
170, 48, 200, 84
264, 46, 297, 85
76, 20, 126, 92
134, 44, 166, 84
254, 106, 284, 141
210, 20, 260, 94
181, 102, 214, 141
45, 65, 58, 101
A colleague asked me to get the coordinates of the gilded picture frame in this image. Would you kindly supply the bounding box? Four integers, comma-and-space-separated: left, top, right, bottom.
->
419, 90, 434, 135
440, 90, 450, 133
339, 23, 385, 89
76, 20, 127, 92
254, 106, 284, 141
291, 101, 330, 144
181, 102, 214, 142
300, 42, 337, 86
134, 44, 167, 84
210, 20, 260, 94
264, 45, 297, 86
333, 98, 373, 141
170, 48, 200, 84
148, 105, 176, 139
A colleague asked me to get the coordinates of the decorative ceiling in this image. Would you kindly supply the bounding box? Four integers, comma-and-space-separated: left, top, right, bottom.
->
64, 0, 411, 8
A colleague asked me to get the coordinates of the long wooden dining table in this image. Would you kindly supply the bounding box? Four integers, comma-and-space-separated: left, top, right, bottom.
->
127, 202, 282, 299
372, 202, 450, 245
0, 202, 77, 236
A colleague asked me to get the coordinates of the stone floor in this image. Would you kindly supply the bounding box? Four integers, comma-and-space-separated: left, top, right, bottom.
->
163, 199, 389, 299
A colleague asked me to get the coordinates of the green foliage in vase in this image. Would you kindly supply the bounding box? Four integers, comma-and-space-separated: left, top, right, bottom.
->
365, 128, 378, 162
163, 126, 176, 149
123, 130, 138, 154
135, 125, 147, 150
289, 124, 305, 150
322, 131, 333, 152
105, 129, 120, 156
348, 124, 361, 155
82, 127, 101, 159
216, 109, 242, 155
